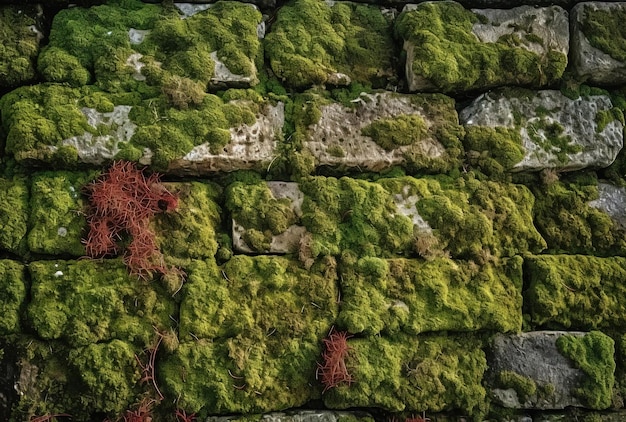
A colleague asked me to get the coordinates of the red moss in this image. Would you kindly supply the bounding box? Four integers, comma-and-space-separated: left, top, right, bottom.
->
316, 327, 355, 392
84, 161, 178, 278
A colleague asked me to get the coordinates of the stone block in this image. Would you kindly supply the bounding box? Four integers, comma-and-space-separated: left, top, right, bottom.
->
396, 2, 568, 93
487, 331, 615, 410
571, 2, 626, 85
300, 92, 464, 173
460, 88, 624, 173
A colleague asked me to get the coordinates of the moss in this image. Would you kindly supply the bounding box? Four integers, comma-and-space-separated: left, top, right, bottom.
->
556, 331, 615, 409
525, 255, 626, 330
0, 177, 29, 255
395, 2, 566, 93
265, 0, 396, 89
531, 175, 626, 255
581, 6, 626, 63
27, 259, 176, 348
68, 340, 142, 415
0, 6, 40, 88
596, 108, 625, 133
362, 115, 428, 151
337, 256, 523, 336
0, 260, 26, 335
464, 126, 525, 176
226, 180, 297, 252
27, 171, 100, 256
166, 256, 338, 415
496, 370, 537, 402
527, 118, 582, 164
153, 181, 222, 261
323, 333, 487, 416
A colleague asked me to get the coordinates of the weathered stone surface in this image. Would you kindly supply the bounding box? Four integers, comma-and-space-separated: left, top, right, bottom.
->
571, 2, 626, 85
487, 331, 615, 410
302, 92, 463, 173
206, 410, 375, 422
589, 182, 626, 229
460, 89, 624, 172
169, 101, 284, 175
397, 2, 568, 93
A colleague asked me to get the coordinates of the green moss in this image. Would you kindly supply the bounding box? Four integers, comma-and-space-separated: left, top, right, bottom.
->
496, 370, 537, 402
596, 108, 625, 133
464, 126, 525, 176
362, 115, 428, 151
395, 2, 566, 92
527, 118, 582, 164
265, 0, 396, 89
166, 256, 338, 415
226, 181, 297, 252
0, 177, 29, 255
323, 333, 487, 416
0, 260, 26, 335
337, 256, 523, 336
531, 175, 626, 255
68, 340, 142, 414
556, 331, 615, 409
27, 259, 176, 348
0, 6, 40, 88
27, 171, 100, 256
525, 255, 626, 330
581, 6, 626, 63
153, 181, 221, 261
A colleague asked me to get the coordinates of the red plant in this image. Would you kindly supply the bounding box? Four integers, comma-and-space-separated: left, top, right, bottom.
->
136, 332, 164, 401
316, 327, 354, 392
174, 408, 197, 422
83, 161, 179, 278
118, 398, 155, 422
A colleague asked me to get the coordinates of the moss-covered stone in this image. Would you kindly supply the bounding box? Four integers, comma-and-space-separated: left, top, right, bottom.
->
265, 0, 396, 89
0, 177, 29, 255
27, 259, 176, 348
525, 255, 626, 330
323, 333, 487, 416
28, 171, 99, 256
0, 260, 26, 335
581, 6, 626, 63
556, 331, 615, 409
531, 175, 626, 255
0, 6, 41, 88
39, 0, 262, 92
337, 256, 523, 336
165, 256, 338, 415
395, 2, 567, 93
496, 370, 537, 403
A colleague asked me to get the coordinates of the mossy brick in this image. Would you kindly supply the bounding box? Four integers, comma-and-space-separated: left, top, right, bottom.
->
264, 0, 396, 89
39, 0, 262, 92
0, 83, 270, 170
0, 260, 26, 335
395, 2, 568, 93
0, 177, 29, 255
337, 256, 523, 336
27, 171, 99, 256
27, 259, 176, 348
165, 256, 338, 415
300, 92, 465, 174
12, 338, 143, 420
0, 5, 41, 88
179, 256, 338, 341
531, 175, 626, 256
322, 333, 487, 416
525, 255, 626, 330
556, 331, 615, 409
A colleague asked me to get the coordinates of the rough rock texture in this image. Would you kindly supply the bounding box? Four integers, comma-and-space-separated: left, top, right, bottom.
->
589, 182, 626, 229
460, 88, 624, 172
487, 331, 615, 410
571, 2, 626, 85
302, 92, 463, 173
397, 2, 568, 93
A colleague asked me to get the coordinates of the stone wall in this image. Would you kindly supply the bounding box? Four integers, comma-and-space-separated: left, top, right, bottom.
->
0, 0, 626, 421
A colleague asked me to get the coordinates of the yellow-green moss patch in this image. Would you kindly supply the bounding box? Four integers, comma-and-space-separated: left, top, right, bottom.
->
0, 177, 29, 255
0, 6, 40, 88
0, 260, 26, 335
337, 256, 523, 336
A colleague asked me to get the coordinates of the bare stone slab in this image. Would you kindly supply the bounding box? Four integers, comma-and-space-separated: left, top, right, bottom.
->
460, 89, 624, 172
571, 2, 626, 85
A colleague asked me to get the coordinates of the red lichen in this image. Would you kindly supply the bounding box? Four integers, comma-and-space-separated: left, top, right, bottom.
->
83, 161, 178, 278
316, 327, 355, 392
